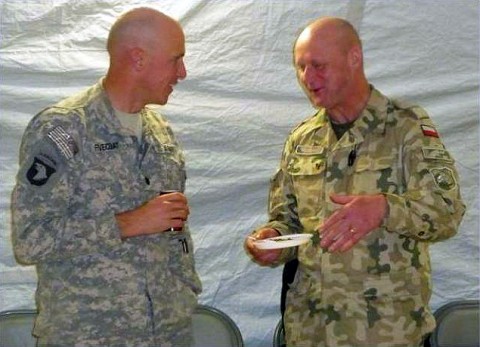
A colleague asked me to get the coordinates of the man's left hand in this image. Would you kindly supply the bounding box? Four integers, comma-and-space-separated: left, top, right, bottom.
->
318, 193, 388, 252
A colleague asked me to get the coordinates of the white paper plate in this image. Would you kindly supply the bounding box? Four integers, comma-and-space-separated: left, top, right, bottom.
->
253, 233, 313, 250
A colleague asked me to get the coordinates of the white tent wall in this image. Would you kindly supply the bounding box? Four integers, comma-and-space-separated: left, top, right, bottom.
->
0, 0, 478, 346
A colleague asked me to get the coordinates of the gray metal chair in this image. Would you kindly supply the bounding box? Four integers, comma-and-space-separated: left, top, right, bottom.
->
429, 299, 479, 347
0, 305, 244, 347
0, 309, 37, 347
192, 304, 244, 347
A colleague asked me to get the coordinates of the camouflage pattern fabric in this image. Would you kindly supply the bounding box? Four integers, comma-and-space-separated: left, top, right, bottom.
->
11, 79, 202, 346
259, 87, 465, 346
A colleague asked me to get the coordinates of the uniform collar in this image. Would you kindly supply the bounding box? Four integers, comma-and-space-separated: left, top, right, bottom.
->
94, 78, 152, 139
351, 87, 390, 140
330, 87, 391, 148
302, 87, 392, 150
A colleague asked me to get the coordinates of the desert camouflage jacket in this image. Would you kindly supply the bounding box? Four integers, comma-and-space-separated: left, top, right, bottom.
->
260, 87, 465, 346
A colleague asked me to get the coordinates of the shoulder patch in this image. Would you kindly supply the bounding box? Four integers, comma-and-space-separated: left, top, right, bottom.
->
422, 147, 453, 163
26, 154, 57, 186
430, 167, 457, 191
47, 126, 78, 160
421, 124, 439, 138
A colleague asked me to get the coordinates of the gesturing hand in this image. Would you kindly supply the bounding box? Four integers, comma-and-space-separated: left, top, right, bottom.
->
318, 193, 387, 252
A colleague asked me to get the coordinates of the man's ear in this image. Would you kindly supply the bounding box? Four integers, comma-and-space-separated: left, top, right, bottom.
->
130, 47, 145, 71
348, 45, 363, 69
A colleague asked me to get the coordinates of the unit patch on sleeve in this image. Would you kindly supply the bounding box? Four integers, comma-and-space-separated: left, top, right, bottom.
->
23, 136, 66, 187
430, 167, 456, 191
422, 147, 453, 163
26, 154, 57, 186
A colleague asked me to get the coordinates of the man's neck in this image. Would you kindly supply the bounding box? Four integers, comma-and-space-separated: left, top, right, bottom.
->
328, 82, 371, 124
103, 73, 144, 113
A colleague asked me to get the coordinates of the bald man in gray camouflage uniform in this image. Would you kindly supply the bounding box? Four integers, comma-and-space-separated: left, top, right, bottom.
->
12, 8, 201, 347
245, 17, 465, 347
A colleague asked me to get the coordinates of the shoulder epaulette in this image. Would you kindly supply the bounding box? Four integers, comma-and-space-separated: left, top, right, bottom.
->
391, 98, 430, 120
289, 110, 323, 135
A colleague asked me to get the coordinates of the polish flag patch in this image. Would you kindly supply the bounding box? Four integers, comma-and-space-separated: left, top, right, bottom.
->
421, 124, 439, 138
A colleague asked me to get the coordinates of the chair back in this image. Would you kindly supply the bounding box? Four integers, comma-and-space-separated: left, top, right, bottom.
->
0, 305, 244, 347
0, 309, 37, 347
429, 299, 479, 347
193, 304, 244, 347
272, 317, 286, 347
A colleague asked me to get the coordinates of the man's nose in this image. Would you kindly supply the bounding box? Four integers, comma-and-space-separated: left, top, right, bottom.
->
303, 65, 317, 87
177, 59, 187, 80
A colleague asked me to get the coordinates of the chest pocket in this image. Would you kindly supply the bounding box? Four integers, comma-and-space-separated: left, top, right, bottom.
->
286, 154, 326, 214
74, 139, 143, 215
142, 142, 186, 193
351, 153, 399, 194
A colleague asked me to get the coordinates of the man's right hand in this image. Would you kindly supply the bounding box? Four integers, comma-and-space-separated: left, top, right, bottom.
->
244, 228, 282, 266
116, 192, 190, 239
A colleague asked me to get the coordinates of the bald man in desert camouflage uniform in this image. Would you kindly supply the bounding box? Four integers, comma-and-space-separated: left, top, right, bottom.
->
11, 8, 201, 347
245, 17, 465, 347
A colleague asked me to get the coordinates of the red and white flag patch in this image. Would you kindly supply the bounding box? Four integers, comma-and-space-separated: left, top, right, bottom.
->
421, 124, 439, 138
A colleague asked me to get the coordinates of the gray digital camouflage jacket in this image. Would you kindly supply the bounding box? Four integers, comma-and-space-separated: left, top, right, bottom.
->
259, 88, 465, 347
11, 80, 202, 346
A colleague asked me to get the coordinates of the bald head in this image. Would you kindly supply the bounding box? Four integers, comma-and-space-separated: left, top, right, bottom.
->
107, 8, 182, 57
296, 17, 362, 55
293, 16, 369, 119
104, 7, 187, 111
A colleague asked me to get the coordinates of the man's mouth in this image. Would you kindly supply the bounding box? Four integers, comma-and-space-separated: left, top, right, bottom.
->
310, 86, 325, 95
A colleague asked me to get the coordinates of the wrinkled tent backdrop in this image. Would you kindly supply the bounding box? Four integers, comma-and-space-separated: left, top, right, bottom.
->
0, 1, 478, 346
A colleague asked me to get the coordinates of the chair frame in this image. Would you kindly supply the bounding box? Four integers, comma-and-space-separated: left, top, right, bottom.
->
428, 299, 479, 347
0, 306, 244, 347
272, 317, 285, 347
194, 304, 244, 347
0, 309, 38, 319
0, 309, 38, 347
